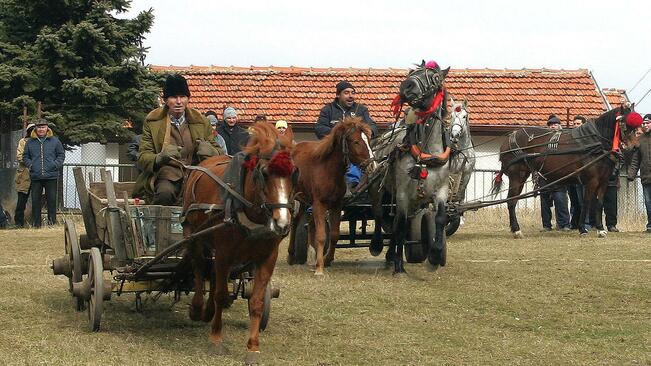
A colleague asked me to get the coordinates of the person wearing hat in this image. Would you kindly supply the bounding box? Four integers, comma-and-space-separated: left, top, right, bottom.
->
23, 119, 65, 227
134, 74, 223, 205
547, 114, 562, 130
627, 113, 651, 233
315, 80, 378, 139
539, 114, 571, 231
14, 123, 36, 227
275, 120, 288, 135
217, 106, 249, 155
205, 112, 228, 155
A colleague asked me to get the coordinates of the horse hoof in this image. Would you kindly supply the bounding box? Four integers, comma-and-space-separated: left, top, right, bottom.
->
598, 230, 607, 238
208, 341, 229, 355
287, 253, 295, 265
392, 270, 406, 277
245, 351, 261, 365
427, 263, 440, 272
513, 230, 524, 239
314, 270, 325, 276
369, 240, 383, 257
580, 231, 589, 237
189, 306, 202, 322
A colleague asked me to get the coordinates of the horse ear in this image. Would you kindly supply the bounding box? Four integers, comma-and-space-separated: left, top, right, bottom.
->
440, 67, 450, 79
463, 97, 468, 108
420, 60, 426, 67
449, 96, 456, 106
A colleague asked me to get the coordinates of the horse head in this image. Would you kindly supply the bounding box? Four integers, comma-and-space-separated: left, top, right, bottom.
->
616, 102, 643, 151
242, 122, 297, 236
335, 117, 377, 174
399, 60, 450, 110
449, 98, 470, 149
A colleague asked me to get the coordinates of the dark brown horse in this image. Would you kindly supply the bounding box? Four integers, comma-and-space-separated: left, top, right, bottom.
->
491, 105, 643, 237
182, 122, 296, 363
287, 117, 375, 275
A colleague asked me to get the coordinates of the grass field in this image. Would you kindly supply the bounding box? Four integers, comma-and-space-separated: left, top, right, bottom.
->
0, 211, 649, 365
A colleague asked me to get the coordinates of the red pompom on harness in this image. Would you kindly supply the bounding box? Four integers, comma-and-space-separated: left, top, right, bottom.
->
268, 151, 294, 177
242, 155, 259, 171
494, 172, 503, 183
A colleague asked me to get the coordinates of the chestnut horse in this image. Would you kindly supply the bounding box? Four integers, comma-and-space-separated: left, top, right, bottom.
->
287, 117, 375, 275
182, 122, 296, 363
491, 105, 642, 238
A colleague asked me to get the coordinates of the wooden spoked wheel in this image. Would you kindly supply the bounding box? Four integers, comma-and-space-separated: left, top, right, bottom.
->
64, 219, 85, 311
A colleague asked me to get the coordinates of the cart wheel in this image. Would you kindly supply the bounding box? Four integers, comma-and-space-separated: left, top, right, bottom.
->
445, 215, 461, 237
289, 213, 308, 265
259, 283, 272, 332
65, 219, 85, 311
405, 211, 427, 263
87, 247, 104, 332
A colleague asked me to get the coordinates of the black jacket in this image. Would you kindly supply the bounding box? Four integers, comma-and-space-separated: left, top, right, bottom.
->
217, 122, 250, 155
628, 131, 651, 185
23, 134, 65, 180
315, 101, 378, 139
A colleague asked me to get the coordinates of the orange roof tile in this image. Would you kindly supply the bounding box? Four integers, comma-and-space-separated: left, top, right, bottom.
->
152, 65, 613, 128
602, 88, 629, 109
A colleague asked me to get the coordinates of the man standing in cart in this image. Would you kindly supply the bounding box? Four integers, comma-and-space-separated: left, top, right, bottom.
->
133, 74, 223, 205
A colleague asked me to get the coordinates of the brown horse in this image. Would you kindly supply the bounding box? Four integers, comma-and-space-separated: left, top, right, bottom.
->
287, 117, 375, 275
491, 105, 642, 237
182, 122, 296, 363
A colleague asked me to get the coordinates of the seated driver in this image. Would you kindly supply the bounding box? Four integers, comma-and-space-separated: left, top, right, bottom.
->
133, 74, 223, 205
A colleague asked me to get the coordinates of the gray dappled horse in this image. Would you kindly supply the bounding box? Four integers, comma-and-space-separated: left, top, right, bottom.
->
369, 60, 451, 274
446, 98, 476, 234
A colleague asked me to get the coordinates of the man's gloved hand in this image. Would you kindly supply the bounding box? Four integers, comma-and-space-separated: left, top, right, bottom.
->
196, 140, 222, 160
155, 145, 181, 166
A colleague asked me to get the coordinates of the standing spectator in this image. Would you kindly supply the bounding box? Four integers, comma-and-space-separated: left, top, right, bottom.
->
206, 114, 228, 155
14, 123, 35, 227
23, 119, 65, 227
275, 120, 288, 135
627, 114, 651, 233
568, 115, 587, 229
217, 107, 249, 155
540, 115, 571, 231
601, 169, 620, 232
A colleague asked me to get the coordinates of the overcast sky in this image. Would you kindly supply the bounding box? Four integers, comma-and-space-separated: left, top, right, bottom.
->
123, 0, 651, 112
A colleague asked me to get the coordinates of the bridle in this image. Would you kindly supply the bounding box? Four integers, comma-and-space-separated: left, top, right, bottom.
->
340, 128, 374, 170
403, 66, 443, 107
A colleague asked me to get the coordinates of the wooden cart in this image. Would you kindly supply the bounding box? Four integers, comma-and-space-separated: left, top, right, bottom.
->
51, 167, 278, 331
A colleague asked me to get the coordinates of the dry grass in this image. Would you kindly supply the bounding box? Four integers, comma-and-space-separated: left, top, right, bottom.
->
0, 211, 650, 366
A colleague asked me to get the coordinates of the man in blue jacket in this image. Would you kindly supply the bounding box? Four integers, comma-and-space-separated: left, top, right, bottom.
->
23, 119, 65, 227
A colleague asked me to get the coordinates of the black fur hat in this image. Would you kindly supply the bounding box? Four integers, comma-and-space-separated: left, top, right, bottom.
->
163, 74, 191, 99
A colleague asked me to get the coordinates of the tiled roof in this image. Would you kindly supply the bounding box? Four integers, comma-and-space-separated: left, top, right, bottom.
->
602, 88, 629, 109
152, 65, 612, 128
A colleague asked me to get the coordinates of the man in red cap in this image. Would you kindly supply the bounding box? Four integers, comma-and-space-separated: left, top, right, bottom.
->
627, 113, 651, 233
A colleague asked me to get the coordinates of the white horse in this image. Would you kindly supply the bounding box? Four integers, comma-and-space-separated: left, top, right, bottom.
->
446, 98, 476, 235
369, 61, 451, 274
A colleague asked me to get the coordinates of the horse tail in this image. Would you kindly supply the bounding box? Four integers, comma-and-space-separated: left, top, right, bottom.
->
490, 171, 504, 198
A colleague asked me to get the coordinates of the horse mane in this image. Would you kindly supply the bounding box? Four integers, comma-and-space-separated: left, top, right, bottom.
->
311, 117, 371, 160
593, 106, 622, 150
243, 122, 294, 156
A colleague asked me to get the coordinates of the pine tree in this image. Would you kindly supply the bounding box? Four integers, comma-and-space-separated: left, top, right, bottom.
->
0, 0, 162, 146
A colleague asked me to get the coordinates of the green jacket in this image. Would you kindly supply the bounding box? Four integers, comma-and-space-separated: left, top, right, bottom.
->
133, 106, 220, 200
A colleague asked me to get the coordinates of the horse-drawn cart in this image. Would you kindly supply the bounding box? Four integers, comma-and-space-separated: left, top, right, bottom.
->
51, 167, 279, 331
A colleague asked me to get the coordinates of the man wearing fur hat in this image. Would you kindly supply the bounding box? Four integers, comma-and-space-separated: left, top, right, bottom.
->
23, 119, 65, 227
217, 107, 249, 155
134, 74, 223, 205
315, 80, 378, 139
